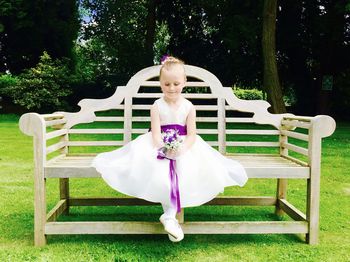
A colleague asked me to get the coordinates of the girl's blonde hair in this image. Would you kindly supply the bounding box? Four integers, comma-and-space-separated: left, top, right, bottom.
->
159, 56, 186, 80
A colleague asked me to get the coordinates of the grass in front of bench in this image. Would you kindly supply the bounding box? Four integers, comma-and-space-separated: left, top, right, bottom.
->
1, 114, 350, 261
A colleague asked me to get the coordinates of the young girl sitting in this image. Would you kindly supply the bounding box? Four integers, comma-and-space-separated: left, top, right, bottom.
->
92, 56, 248, 242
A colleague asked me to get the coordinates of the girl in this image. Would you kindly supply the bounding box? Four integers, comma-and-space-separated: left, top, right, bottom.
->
92, 56, 248, 242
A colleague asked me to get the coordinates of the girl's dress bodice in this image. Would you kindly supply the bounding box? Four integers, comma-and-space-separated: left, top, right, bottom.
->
155, 97, 192, 126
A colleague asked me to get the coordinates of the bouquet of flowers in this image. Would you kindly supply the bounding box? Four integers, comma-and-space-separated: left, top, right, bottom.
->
158, 129, 183, 159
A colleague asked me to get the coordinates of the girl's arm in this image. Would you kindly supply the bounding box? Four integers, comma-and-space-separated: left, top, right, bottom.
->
179, 105, 196, 154
150, 103, 164, 148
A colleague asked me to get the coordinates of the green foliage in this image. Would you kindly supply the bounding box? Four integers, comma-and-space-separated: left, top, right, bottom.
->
4, 52, 73, 110
233, 87, 264, 100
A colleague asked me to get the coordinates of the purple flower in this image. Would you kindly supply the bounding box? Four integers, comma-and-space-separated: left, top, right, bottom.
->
160, 54, 169, 64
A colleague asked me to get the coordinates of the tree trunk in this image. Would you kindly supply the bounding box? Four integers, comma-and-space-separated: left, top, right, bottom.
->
262, 0, 286, 113
145, 0, 158, 65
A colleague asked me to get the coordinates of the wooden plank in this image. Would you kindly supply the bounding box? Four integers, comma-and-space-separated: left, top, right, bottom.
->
45, 119, 67, 127
67, 141, 123, 146
196, 117, 219, 122
42, 113, 65, 119
68, 129, 124, 134
140, 81, 210, 87
281, 155, 308, 167
133, 93, 216, 99
197, 129, 218, 134
306, 122, 322, 244
132, 117, 150, 122
45, 221, 308, 235
46, 141, 66, 154
226, 129, 280, 135
283, 116, 312, 122
281, 119, 311, 129
226, 142, 280, 147
131, 129, 148, 134
225, 118, 255, 123
281, 142, 308, 156
46, 199, 68, 222
280, 130, 309, 141
206, 196, 276, 206
44, 165, 309, 179
46, 129, 67, 140
279, 199, 307, 221
218, 98, 226, 153
95, 116, 124, 122
68, 196, 277, 207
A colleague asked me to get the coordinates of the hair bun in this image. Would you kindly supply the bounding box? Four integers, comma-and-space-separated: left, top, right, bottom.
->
160, 55, 184, 65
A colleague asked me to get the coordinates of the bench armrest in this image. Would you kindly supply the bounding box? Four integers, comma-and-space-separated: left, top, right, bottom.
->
282, 115, 336, 138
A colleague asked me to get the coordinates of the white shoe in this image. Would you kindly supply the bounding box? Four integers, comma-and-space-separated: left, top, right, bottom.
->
159, 214, 184, 242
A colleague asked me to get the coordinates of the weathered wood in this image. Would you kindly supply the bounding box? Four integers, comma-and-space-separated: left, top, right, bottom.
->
278, 199, 306, 221
68, 196, 277, 207
306, 119, 322, 245
45, 221, 308, 235
44, 155, 310, 179
59, 178, 69, 215
46, 199, 68, 222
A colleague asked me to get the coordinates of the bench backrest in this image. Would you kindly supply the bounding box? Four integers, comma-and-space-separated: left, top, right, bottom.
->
25, 65, 327, 166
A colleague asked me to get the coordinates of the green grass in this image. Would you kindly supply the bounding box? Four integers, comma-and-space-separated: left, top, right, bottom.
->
1, 114, 350, 261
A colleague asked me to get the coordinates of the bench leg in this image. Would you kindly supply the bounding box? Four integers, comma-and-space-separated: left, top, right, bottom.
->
306, 177, 320, 245
275, 178, 287, 216
59, 178, 70, 215
34, 176, 47, 247
176, 208, 184, 224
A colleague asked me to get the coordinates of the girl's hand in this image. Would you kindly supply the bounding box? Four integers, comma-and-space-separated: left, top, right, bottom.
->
166, 149, 178, 160
166, 146, 184, 160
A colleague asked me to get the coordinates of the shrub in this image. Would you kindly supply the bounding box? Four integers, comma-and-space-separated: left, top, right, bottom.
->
233, 87, 264, 100
5, 52, 73, 111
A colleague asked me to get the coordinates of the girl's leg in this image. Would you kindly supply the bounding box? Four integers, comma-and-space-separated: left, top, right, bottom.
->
160, 204, 184, 242
161, 204, 177, 220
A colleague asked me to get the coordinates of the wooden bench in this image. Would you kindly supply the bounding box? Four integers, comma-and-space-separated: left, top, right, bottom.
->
19, 65, 336, 246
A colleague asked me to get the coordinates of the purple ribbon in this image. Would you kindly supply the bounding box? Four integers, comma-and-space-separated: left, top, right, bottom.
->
156, 124, 186, 213
160, 124, 187, 135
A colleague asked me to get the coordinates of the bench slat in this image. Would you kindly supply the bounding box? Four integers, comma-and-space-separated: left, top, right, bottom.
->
280, 130, 309, 141
226, 142, 280, 147
46, 141, 66, 154
44, 155, 310, 179
95, 116, 124, 122
45, 221, 308, 235
281, 142, 308, 156
46, 129, 67, 140
67, 141, 124, 146
46, 119, 67, 127
281, 119, 311, 129
69, 129, 124, 134
226, 129, 280, 135
140, 81, 210, 87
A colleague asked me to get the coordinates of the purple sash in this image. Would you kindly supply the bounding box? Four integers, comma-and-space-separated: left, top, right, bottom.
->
157, 124, 187, 213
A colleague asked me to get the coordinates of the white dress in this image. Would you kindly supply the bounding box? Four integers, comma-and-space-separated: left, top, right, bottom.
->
92, 97, 248, 208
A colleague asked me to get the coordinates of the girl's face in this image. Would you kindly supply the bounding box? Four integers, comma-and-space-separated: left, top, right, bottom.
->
160, 64, 186, 102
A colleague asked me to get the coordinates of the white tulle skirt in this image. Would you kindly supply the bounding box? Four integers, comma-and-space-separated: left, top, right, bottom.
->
92, 132, 248, 207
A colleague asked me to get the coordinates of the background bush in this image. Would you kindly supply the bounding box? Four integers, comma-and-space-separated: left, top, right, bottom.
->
233, 87, 264, 100
2, 52, 74, 111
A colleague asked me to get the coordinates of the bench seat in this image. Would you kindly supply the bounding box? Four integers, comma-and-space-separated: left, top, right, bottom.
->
45, 154, 309, 179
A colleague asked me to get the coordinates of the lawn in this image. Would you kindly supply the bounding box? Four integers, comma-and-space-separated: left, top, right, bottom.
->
0, 114, 349, 261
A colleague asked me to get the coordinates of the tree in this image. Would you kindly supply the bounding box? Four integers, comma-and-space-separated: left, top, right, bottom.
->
0, 0, 80, 73
262, 0, 286, 113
